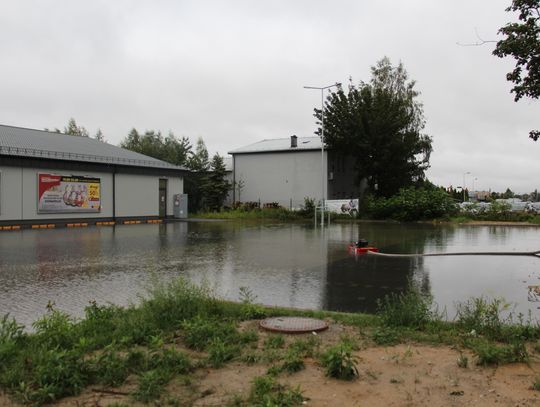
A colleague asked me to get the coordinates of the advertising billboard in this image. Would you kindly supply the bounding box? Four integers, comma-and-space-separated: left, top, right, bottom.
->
38, 173, 101, 213
326, 199, 359, 216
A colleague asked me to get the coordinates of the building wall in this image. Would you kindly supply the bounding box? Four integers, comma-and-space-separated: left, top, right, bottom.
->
115, 173, 157, 217
0, 166, 23, 221
233, 150, 324, 208
0, 165, 183, 222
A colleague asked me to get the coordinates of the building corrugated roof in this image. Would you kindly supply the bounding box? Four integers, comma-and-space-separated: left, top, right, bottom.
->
0, 124, 187, 171
228, 136, 322, 154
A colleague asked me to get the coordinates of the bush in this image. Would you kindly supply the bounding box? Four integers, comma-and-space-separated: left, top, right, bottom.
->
298, 197, 316, 218
366, 187, 458, 221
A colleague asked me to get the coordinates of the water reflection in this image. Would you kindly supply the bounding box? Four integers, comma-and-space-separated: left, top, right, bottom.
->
0, 221, 539, 328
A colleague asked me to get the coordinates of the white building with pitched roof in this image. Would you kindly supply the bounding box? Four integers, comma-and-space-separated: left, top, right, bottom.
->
228, 135, 363, 209
0, 124, 188, 226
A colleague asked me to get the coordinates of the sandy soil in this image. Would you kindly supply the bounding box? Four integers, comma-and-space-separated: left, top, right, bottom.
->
2, 320, 540, 406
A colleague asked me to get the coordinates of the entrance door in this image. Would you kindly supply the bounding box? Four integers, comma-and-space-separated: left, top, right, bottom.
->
159, 179, 167, 218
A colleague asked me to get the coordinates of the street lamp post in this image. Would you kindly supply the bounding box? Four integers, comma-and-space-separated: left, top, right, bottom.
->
463, 171, 471, 202
304, 83, 341, 227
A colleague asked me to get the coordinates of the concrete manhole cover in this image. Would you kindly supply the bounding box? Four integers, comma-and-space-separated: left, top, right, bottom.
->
259, 317, 329, 334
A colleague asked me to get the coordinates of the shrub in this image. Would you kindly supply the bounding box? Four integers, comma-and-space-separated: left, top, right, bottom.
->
298, 197, 316, 218
366, 187, 458, 221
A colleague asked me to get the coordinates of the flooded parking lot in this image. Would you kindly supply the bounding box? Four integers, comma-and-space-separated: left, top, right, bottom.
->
1, 221, 539, 328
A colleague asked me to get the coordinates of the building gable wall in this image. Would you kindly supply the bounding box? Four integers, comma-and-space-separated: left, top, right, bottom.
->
233, 150, 323, 208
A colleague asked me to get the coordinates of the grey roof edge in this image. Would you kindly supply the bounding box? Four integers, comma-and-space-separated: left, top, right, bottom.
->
229, 147, 325, 155
0, 124, 189, 172
228, 136, 324, 155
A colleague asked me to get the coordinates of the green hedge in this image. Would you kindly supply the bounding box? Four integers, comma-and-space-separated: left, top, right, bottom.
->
366, 187, 458, 221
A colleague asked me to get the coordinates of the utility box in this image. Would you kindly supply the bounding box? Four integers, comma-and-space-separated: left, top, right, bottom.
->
173, 194, 188, 219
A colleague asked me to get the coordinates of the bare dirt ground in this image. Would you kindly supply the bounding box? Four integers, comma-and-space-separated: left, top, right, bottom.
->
2, 320, 540, 406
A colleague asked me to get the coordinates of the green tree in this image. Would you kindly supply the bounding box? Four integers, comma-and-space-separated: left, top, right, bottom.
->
64, 118, 89, 137
119, 128, 191, 167
317, 57, 432, 197
203, 153, 231, 211
188, 137, 210, 171
493, 0, 540, 140
185, 137, 210, 212
502, 187, 515, 198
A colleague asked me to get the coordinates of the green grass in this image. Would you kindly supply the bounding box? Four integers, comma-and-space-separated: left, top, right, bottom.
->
3, 277, 540, 406
264, 334, 285, 350
377, 285, 436, 329
196, 207, 305, 221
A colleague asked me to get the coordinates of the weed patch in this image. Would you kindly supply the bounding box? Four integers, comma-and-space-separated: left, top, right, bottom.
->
372, 327, 400, 345
181, 317, 238, 351
469, 339, 529, 366
132, 369, 171, 403
207, 339, 239, 368
241, 375, 304, 406
377, 286, 436, 329
320, 343, 359, 380
264, 334, 285, 350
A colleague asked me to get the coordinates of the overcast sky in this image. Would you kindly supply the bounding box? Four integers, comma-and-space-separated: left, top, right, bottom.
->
1, 0, 538, 193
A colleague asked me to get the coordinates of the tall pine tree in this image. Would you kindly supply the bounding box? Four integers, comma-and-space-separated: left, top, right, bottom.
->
203, 154, 231, 211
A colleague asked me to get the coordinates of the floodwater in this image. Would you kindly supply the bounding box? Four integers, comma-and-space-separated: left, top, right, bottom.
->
1, 221, 539, 328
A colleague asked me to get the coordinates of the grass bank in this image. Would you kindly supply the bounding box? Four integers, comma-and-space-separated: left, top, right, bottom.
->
195, 206, 540, 225
2, 279, 540, 406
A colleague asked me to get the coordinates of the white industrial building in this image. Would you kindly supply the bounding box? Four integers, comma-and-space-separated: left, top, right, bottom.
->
0, 124, 188, 227
228, 135, 364, 209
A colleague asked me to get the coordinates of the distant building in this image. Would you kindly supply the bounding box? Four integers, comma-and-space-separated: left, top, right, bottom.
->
0, 124, 188, 226
228, 135, 364, 209
469, 190, 490, 202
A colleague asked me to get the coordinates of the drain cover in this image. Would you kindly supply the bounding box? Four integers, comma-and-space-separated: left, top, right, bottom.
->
259, 317, 329, 334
